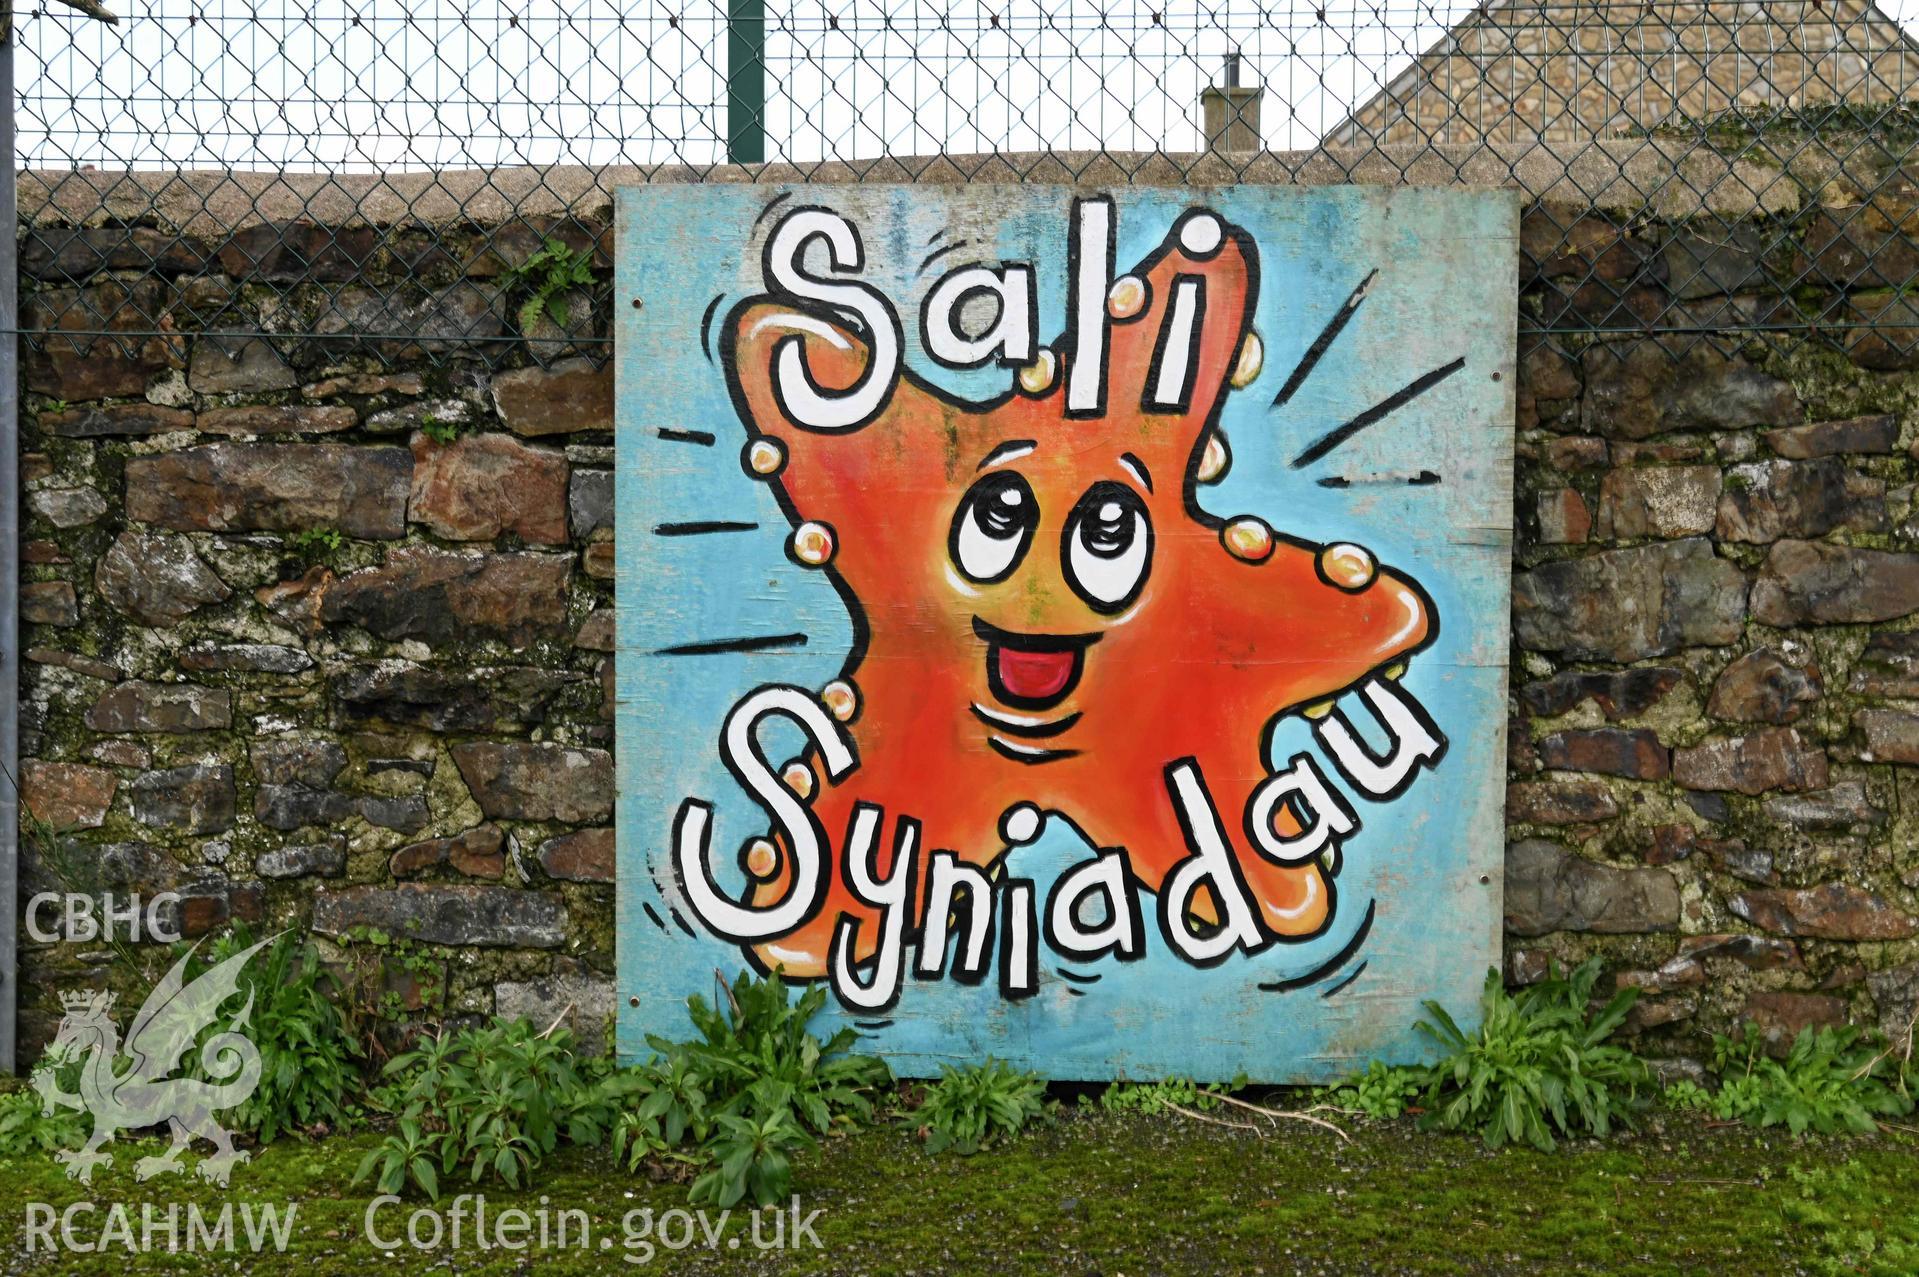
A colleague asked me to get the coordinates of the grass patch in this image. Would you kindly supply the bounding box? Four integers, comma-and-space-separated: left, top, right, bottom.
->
0, 1108, 1914, 1274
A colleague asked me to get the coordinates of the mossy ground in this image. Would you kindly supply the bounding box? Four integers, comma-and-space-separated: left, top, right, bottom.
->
0, 1110, 1914, 1275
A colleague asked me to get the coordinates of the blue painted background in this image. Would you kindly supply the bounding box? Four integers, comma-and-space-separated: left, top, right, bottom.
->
614, 184, 1516, 1080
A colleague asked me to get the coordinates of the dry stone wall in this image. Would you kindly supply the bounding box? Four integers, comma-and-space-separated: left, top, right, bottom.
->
16, 211, 620, 1053
1513, 199, 1919, 1057
14, 168, 1919, 1067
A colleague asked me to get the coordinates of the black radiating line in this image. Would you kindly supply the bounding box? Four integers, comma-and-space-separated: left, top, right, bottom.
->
1291, 358, 1465, 469
653, 520, 758, 536
925, 227, 947, 246
1272, 268, 1377, 408
1258, 899, 1377, 992
657, 428, 716, 445
669, 908, 697, 938
699, 294, 724, 361
1320, 961, 1368, 999
1055, 967, 1101, 985
855, 1019, 894, 1030
643, 903, 667, 931
1320, 470, 1445, 489
752, 191, 792, 228
916, 240, 968, 277
653, 633, 809, 657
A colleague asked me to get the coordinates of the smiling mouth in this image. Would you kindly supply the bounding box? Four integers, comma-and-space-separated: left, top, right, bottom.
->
973, 616, 1100, 728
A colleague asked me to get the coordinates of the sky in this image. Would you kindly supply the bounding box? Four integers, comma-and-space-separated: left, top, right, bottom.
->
14, 0, 1528, 170
14, 0, 1919, 172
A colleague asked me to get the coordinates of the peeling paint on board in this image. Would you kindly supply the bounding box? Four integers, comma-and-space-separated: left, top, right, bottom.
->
614, 184, 1517, 1081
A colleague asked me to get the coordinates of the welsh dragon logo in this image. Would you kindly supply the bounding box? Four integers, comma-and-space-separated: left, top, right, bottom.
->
30, 935, 274, 1186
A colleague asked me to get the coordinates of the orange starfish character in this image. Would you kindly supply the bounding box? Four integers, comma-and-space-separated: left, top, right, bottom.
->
717, 206, 1435, 981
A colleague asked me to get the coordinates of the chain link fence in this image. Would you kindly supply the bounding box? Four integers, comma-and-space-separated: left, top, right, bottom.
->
13, 0, 1919, 371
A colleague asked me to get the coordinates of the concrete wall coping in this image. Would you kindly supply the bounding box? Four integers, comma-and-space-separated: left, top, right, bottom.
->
17, 139, 1829, 233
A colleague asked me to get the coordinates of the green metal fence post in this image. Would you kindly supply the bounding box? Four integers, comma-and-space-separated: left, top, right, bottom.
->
726, 0, 765, 164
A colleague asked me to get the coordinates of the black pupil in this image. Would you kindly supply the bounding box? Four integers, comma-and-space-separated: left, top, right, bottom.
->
1083, 499, 1133, 556
1077, 484, 1140, 557
975, 478, 1029, 539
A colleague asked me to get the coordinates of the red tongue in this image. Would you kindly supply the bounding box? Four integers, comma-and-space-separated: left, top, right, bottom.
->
996, 646, 1076, 701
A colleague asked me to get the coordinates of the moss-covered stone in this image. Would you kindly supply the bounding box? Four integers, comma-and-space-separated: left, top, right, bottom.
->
0, 1111, 1913, 1275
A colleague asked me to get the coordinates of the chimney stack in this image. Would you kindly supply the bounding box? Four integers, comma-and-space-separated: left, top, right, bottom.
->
1202, 52, 1263, 154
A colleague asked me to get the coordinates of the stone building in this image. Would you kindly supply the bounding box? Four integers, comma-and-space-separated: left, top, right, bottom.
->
1327, 0, 1919, 146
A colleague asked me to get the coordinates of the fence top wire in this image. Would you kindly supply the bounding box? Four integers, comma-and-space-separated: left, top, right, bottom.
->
13, 0, 1919, 370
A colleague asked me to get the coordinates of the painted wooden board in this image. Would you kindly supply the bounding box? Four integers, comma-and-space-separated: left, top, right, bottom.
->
614, 184, 1517, 1081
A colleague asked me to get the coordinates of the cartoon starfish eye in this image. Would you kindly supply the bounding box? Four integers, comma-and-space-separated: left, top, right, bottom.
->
950, 470, 1039, 583
1063, 481, 1153, 612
